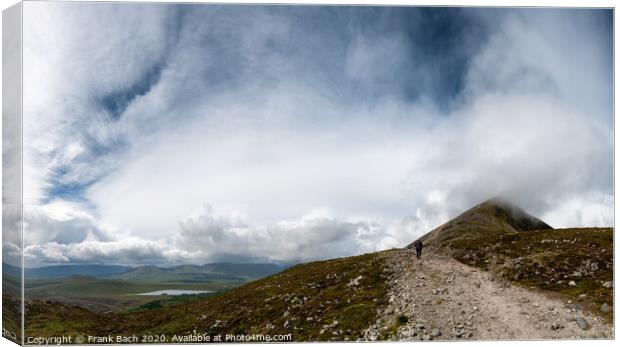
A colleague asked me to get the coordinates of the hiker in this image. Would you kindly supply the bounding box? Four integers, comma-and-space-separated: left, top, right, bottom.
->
413, 239, 423, 259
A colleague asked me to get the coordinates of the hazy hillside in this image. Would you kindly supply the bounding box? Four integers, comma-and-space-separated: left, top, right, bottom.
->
3, 263, 132, 280
3, 262, 284, 282
116, 263, 285, 283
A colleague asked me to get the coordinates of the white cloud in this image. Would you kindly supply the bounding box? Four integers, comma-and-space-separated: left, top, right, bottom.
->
396, 10, 613, 229
2, 241, 22, 267
542, 194, 614, 229
176, 204, 386, 264
22, 1, 175, 204
86, 90, 429, 240
22, 237, 189, 267
22, 202, 113, 248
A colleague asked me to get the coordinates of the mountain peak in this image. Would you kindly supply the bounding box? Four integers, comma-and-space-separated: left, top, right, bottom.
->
479, 198, 552, 231
409, 198, 553, 247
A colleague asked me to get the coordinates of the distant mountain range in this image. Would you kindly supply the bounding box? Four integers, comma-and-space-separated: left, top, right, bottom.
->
2, 262, 285, 282
116, 263, 286, 283
2, 263, 131, 280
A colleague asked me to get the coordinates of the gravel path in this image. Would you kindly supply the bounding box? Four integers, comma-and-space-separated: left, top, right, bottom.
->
363, 249, 613, 341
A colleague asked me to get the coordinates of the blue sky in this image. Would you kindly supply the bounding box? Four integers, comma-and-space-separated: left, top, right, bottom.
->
7, 3, 613, 266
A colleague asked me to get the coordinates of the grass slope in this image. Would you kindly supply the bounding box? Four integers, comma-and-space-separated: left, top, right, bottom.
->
25, 251, 392, 341
2, 294, 21, 343
449, 227, 613, 321
3, 263, 133, 280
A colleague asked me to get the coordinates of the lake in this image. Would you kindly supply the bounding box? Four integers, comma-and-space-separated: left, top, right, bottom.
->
136, 289, 214, 296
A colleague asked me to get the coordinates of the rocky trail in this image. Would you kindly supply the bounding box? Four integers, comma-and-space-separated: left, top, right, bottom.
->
364, 249, 614, 341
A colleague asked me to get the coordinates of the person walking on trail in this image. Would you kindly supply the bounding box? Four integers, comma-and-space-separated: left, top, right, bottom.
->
413, 239, 423, 259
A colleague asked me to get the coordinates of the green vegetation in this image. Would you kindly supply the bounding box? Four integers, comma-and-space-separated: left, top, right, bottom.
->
2, 294, 21, 343
3, 274, 22, 343
24, 251, 391, 342
448, 227, 613, 321
419, 199, 552, 246
23, 276, 236, 313
380, 314, 409, 340
126, 293, 216, 313
416, 199, 613, 323
2, 261, 282, 315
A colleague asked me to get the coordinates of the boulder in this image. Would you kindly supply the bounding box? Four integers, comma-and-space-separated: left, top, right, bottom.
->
575, 317, 589, 330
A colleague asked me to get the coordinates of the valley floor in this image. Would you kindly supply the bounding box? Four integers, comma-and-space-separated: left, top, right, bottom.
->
365, 249, 614, 341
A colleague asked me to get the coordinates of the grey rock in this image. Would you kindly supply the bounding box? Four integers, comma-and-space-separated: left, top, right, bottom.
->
600, 303, 611, 313
430, 329, 441, 337
602, 281, 613, 289
415, 323, 425, 330
569, 281, 577, 286
575, 317, 589, 330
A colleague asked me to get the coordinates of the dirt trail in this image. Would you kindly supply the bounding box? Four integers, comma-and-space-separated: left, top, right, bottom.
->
363, 249, 613, 341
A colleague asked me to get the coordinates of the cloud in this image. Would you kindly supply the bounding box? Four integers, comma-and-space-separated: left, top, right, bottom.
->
16, 5, 613, 266
2, 241, 22, 267
22, 1, 178, 205
22, 202, 112, 247
176, 205, 385, 264
22, 238, 189, 267
397, 9, 613, 229
13, 198, 190, 266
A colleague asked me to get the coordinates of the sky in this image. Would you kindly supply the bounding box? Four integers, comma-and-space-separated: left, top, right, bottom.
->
4, 3, 613, 267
